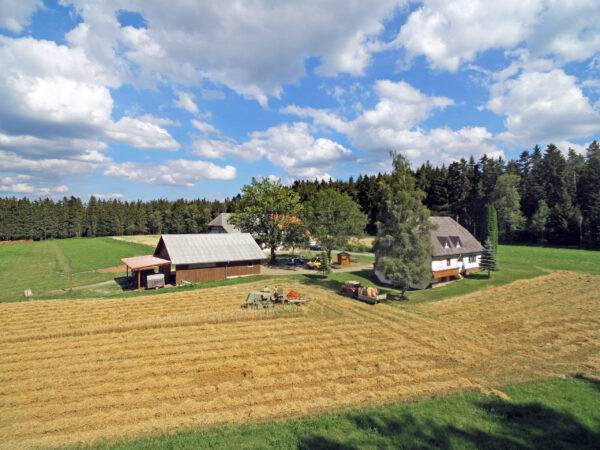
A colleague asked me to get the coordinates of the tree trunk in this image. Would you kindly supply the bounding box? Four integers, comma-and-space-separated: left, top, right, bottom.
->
270, 246, 276, 264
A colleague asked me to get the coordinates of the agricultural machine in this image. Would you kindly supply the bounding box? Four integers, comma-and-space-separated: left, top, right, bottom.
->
243, 287, 309, 309
339, 280, 387, 305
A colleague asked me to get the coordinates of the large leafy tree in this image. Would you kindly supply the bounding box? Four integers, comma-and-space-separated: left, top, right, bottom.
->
373, 153, 434, 298
230, 177, 303, 263
530, 200, 550, 244
303, 189, 367, 261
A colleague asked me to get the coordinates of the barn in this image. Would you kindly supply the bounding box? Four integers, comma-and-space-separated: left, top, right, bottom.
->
153, 233, 267, 285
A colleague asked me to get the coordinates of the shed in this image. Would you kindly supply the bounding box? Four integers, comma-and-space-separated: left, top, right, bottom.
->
154, 233, 267, 285
337, 252, 351, 265
121, 255, 172, 291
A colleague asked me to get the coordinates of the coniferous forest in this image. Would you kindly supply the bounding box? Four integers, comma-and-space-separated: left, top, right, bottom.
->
1, 142, 599, 249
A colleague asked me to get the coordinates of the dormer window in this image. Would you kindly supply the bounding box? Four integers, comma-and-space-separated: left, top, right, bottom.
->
444, 241, 450, 249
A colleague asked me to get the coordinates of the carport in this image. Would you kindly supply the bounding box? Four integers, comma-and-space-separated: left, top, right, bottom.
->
121, 255, 171, 291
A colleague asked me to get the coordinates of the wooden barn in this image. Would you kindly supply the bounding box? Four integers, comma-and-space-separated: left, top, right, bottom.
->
153, 233, 267, 285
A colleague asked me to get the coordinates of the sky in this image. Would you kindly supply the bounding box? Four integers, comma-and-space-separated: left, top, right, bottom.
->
0, 0, 599, 202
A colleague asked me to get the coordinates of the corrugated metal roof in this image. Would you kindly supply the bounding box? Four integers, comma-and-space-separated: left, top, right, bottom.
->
429, 216, 483, 257
159, 233, 267, 265
207, 213, 240, 233
121, 255, 171, 270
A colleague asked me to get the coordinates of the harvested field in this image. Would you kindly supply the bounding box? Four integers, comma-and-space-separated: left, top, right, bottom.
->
110, 235, 161, 248
0, 271, 599, 448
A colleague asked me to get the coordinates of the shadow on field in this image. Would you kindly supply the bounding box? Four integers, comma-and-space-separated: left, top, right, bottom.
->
297, 398, 600, 449
114, 276, 134, 291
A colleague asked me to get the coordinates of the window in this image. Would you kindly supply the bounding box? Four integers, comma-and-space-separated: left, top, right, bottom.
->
248, 262, 254, 268
446, 258, 451, 266
458, 256, 463, 262
468, 255, 476, 263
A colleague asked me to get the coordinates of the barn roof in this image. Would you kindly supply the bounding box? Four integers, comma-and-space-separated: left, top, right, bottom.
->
207, 213, 240, 233
156, 233, 267, 265
429, 216, 483, 257
121, 255, 171, 270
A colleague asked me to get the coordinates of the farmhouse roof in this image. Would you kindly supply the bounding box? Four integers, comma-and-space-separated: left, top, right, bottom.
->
156, 233, 267, 265
430, 216, 483, 257
207, 213, 240, 233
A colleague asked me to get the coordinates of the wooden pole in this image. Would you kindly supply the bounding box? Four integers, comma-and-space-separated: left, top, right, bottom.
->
68, 257, 72, 293
137, 270, 141, 292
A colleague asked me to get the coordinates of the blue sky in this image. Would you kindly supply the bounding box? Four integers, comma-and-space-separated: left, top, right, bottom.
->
1, 0, 599, 201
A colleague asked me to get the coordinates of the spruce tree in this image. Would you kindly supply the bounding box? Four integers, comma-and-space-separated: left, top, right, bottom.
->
319, 250, 331, 278
481, 203, 498, 253
480, 238, 499, 278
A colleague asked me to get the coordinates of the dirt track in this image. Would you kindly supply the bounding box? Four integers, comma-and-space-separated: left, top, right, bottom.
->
0, 271, 598, 449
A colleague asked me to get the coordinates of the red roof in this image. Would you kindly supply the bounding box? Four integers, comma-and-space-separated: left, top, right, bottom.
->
121, 255, 171, 270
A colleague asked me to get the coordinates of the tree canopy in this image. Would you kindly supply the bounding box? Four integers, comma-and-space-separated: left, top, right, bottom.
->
229, 177, 303, 263
303, 189, 367, 261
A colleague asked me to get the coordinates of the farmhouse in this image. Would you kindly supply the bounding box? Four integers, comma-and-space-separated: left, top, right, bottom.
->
375, 216, 483, 289
207, 213, 240, 233
154, 233, 267, 285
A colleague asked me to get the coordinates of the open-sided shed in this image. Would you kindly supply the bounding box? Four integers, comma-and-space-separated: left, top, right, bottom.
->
121, 255, 171, 291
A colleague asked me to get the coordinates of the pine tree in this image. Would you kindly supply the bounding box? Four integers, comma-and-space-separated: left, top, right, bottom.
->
481, 203, 498, 253
319, 250, 331, 278
480, 238, 499, 278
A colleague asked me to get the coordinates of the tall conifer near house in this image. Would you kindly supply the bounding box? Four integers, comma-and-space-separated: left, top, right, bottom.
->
480, 238, 499, 278
373, 153, 434, 299
481, 203, 498, 253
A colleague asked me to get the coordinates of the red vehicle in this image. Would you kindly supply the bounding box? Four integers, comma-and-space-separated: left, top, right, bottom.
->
339, 280, 361, 298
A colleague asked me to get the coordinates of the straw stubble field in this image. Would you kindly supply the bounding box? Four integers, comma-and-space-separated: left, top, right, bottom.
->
1, 271, 599, 448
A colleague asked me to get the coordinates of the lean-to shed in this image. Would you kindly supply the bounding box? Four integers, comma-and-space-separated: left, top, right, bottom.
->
154, 233, 267, 285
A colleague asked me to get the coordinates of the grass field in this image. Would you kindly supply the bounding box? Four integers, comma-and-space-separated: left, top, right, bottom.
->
0, 238, 154, 302
1, 270, 598, 448
85, 377, 600, 449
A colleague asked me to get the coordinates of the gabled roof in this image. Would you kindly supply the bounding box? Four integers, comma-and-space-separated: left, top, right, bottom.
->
155, 233, 266, 265
207, 213, 240, 233
430, 216, 483, 257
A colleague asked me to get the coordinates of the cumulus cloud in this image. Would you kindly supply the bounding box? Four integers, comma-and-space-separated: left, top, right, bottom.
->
487, 68, 600, 145
103, 159, 236, 187
63, 0, 399, 105
104, 117, 180, 150
391, 0, 600, 72
0, 150, 109, 180
193, 122, 355, 179
283, 79, 498, 165
190, 120, 219, 135
0, 0, 43, 33
173, 89, 199, 113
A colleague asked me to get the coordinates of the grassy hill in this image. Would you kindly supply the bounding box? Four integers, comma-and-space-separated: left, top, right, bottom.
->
0, 238, 154, 302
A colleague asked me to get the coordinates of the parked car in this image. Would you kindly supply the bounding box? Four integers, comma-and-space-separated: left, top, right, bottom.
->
286, 257, 305, 266
310, 244, 323, 251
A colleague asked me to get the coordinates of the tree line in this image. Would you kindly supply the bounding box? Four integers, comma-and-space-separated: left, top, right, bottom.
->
0, 197, 231, 241
1, 141, 599, 248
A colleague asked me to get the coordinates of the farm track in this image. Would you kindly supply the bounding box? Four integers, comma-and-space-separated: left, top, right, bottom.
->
1, 272, 599, 449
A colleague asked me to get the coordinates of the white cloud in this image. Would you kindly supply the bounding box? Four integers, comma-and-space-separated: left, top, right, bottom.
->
193, 122, 355, 179
283, 80, 497, 165
103, 159, 236, 187
134, 114, 180, 127
191, 120, 219, 135
488, 68, 600, 145
0, 181, 69, 197
91, 193, 125, 200
0, 150, 109, 180
173, 89, 199, 114
104, 117, 180, 150
0, 0, 43, 33
63, 0, 400, 105
393, 0, 543, 72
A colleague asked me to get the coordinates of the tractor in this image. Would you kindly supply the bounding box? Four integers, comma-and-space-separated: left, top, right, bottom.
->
338, 280, 387, 304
